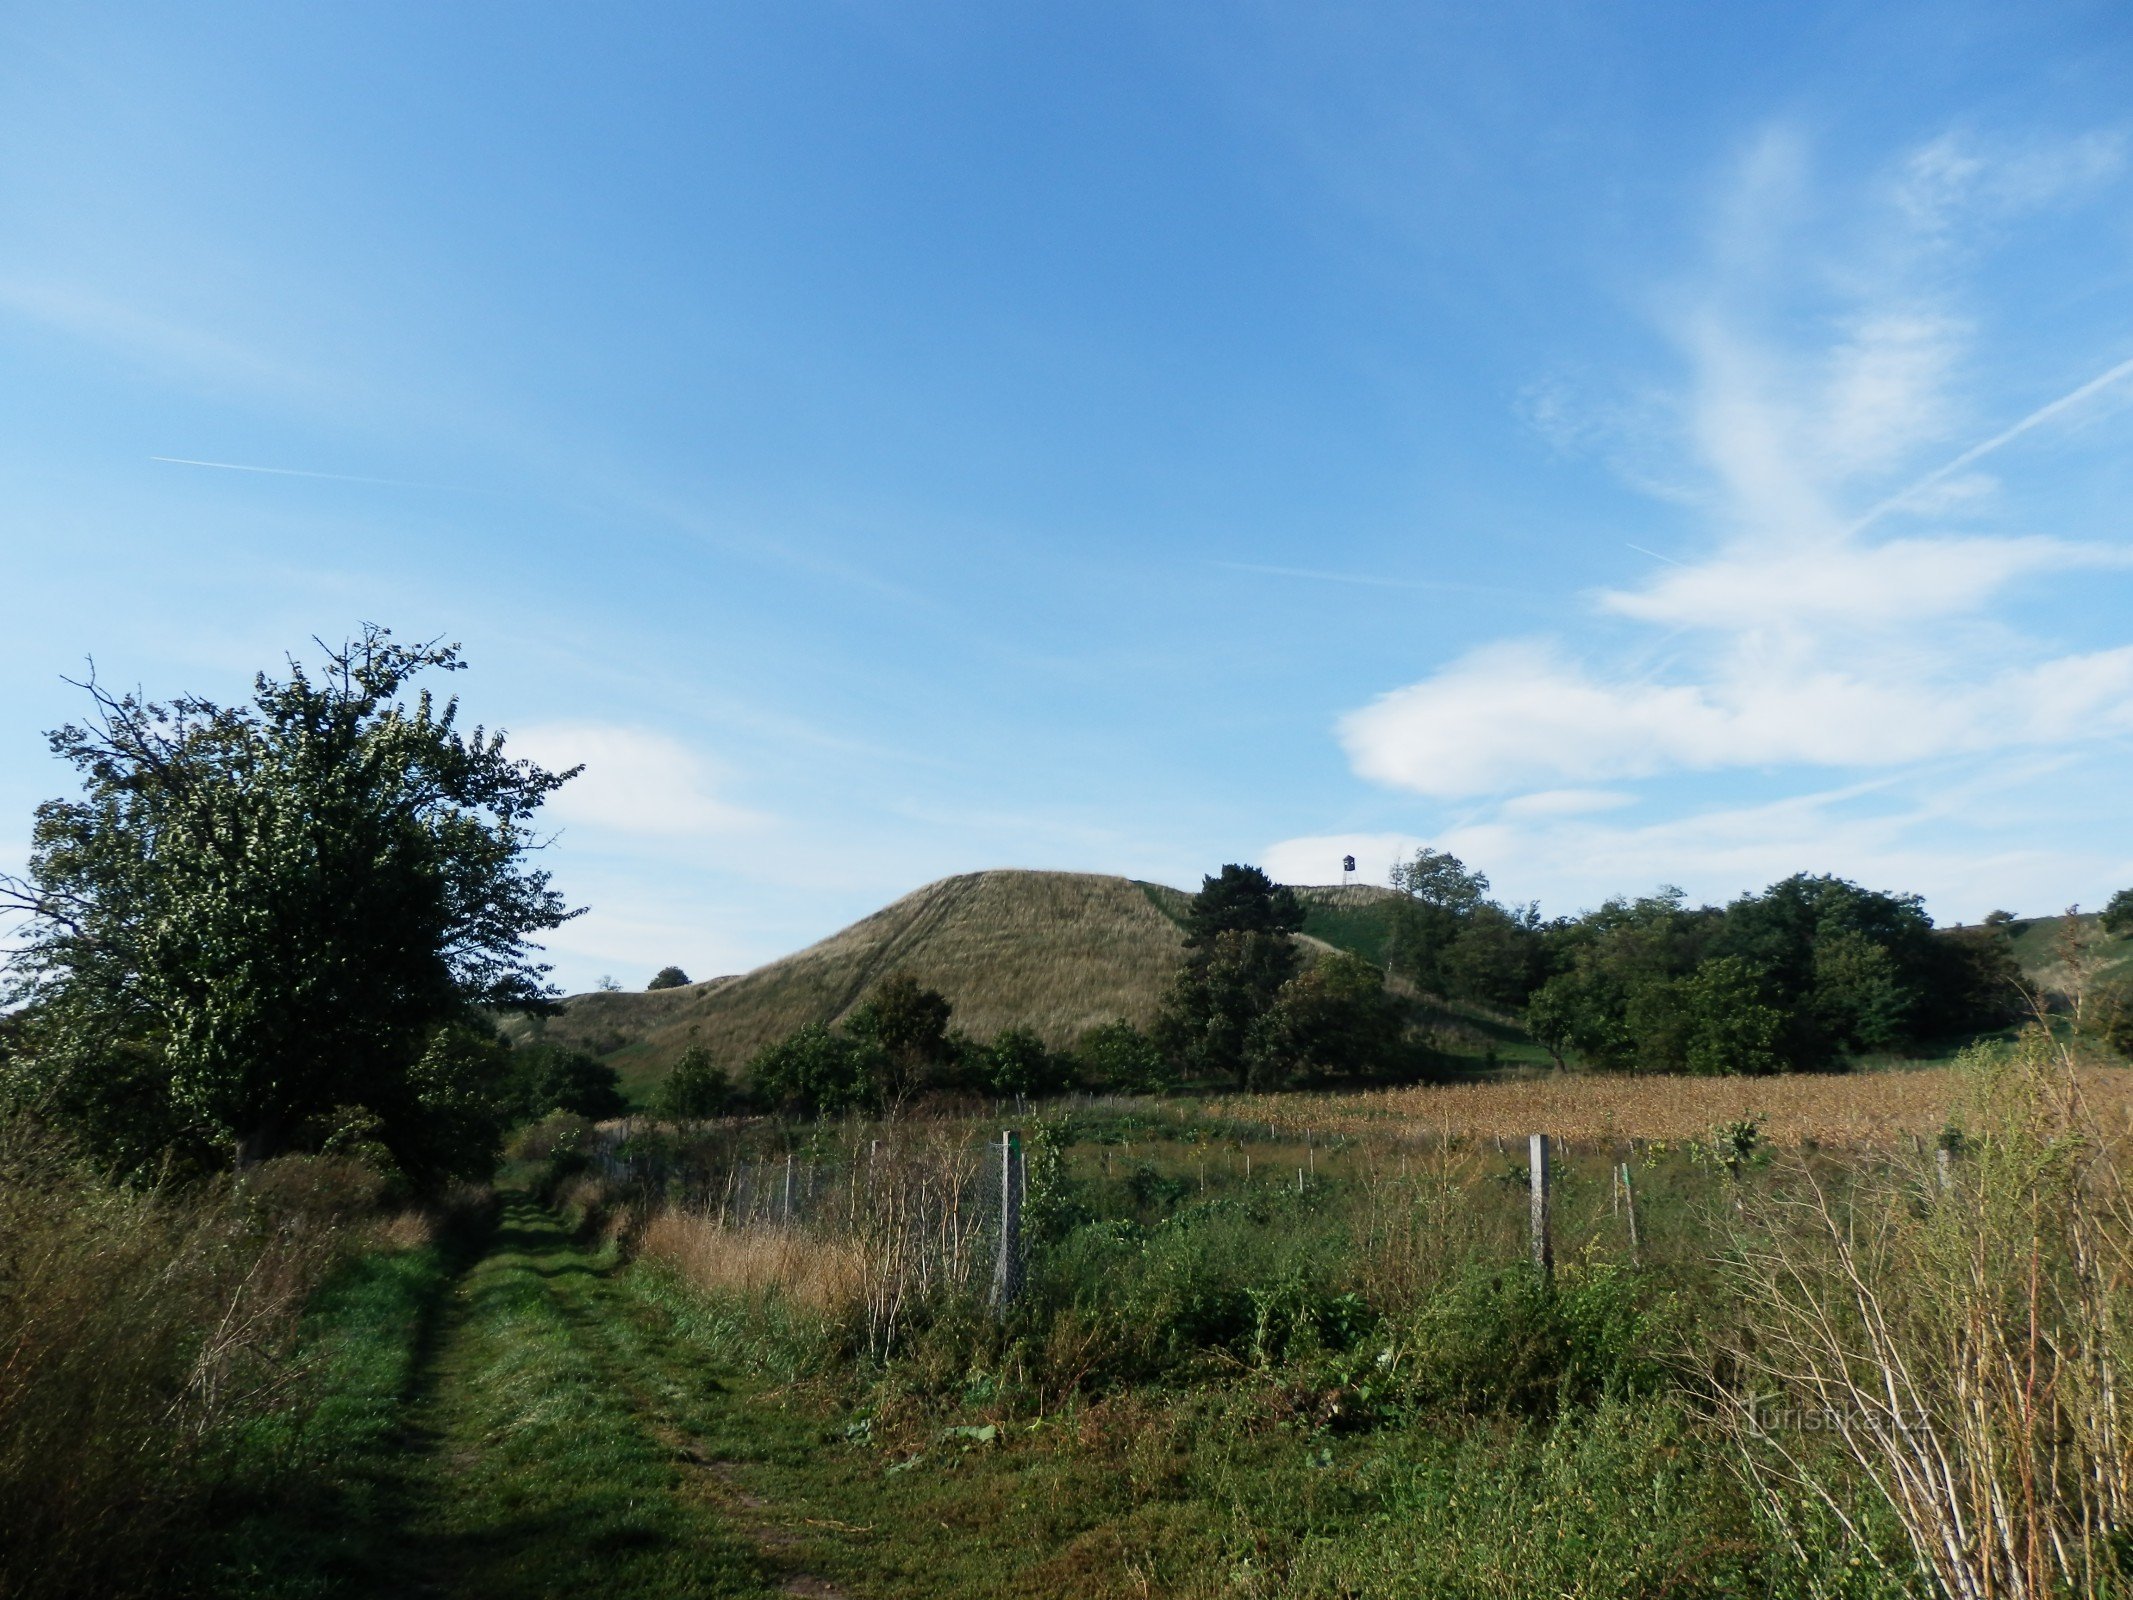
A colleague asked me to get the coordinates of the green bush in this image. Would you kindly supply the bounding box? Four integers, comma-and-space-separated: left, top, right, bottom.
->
654, 1044, 734, 1120
974, 1027, 1072, 1096
1408, 1263, 1670, 1415
1075, 1019, 1172, 1092
749, 1022, 884, 1117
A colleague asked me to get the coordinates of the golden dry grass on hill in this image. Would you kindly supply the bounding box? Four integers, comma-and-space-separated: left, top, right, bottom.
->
525, 870, 1196, 1081
525, 870, 1409, 1090
1217, 1063, 2133, 1148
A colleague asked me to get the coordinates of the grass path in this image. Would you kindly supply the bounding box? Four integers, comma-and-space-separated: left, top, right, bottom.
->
236, 1192, 1267, 1598
387, 1194, 824, 1600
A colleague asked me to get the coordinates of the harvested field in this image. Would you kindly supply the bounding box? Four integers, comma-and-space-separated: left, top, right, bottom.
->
1213, 1062, 2133, 1148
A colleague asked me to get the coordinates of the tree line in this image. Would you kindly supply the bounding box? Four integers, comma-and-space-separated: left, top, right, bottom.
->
1375, 849, 2021, 1073
0, 629, 2059, 1191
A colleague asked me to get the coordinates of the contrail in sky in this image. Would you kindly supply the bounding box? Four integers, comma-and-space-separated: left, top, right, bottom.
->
150, 455, 469, 492
1851, 353, 2133, 533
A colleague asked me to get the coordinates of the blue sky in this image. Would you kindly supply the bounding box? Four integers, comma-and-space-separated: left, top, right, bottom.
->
5, 3, 2133, 992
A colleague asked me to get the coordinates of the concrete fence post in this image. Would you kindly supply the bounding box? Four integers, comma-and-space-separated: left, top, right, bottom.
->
1529, 1133, 1553, 1283
991, 1129, 1024, 1313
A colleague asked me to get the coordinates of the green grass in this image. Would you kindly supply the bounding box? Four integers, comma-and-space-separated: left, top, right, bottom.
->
1296, 895, 1402, 968
203, 1200, 776, 1599
206, 1242, 459, 1595
181, 1111, 1948, 1598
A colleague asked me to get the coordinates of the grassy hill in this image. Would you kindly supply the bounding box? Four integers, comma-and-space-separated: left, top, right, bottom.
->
1995, 910, 2133, 997
511, 870, 1410, 1097
519, 879, 2119, 1103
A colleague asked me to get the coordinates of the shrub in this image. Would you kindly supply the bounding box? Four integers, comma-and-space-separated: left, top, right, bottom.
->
510, 1041, 627, 1121
647, 965, 692, 990
750, 1023, 883, 1117
1075, 1019, 1172, 1092
975, 1027, 1072, 1097
1250, 949, 1407, 1082
655, 1045, 734, 1120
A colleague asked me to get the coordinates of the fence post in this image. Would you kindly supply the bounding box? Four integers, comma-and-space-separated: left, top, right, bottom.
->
1529, 1133, 1553, 1283
782, 1150, 795, 1224
1936, 1144, 1954, 1194
1619, 1161, 1640, 1266
991, 1129, 1024, 1313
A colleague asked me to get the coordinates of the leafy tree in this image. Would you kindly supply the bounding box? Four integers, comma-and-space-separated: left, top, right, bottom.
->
646, 965, 692, 990
1182, 864, 1304, 947
1251, 950, 1406, 1082
1524, 970, 1617, 1070
1153, 864, 1312, 1087
1385, 848, 1496, 994
1676, 957, 1788, 1076
845, 974, 956, 1104
511, 1042, 626, 1121
2104, 889, 2133, 938
1924, 925, 2022, 1035
0, 628, 578, 1183
1808, 929, 1912, 1052
1390, 848, 1490, 914
388, 1022, 524, 1185
976, 1027, 1072, 1097
654, 1043, 733, 1120
1075, 1019, 1172, 1092
1522, 873, 2014, 1074
748, 1022, 881, 1117
1441, 901, 1549, 1010
1155, 928, 1300, 1088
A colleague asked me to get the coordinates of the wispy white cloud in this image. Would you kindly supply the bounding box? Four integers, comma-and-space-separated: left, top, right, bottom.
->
1261, 832, 1427, 888
0, 279, 311, 396
1598, 534, 2133, 632
1343, 126, 2133, 811
1851, 353, 2133, 533
1431, 785, 2069, 922
1500, 788, 1635, 818
1342, 635, 2133, 796
149, 456, 476, 493
509, 723, 768, 838
1209, 560, 1518, 596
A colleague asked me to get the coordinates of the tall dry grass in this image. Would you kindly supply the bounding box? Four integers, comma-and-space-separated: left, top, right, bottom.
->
634, 1127, 1002, 1358
637, 1213, 868, 1313
1712, 1030, 2133, 1600
0, 1131, 390, 1599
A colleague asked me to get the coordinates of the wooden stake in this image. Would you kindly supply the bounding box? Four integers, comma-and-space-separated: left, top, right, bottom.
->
1619, 1161, 1640, 1267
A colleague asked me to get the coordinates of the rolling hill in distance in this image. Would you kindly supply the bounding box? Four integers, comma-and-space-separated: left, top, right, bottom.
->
507, 870, 1407, 1094
508, 867, 2127, 1099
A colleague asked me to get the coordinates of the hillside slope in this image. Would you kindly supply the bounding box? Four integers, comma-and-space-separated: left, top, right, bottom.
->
514, 870, 1406, 1092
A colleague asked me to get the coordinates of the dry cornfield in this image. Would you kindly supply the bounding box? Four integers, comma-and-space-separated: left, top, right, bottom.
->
1213, 1061, 2133, 1148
